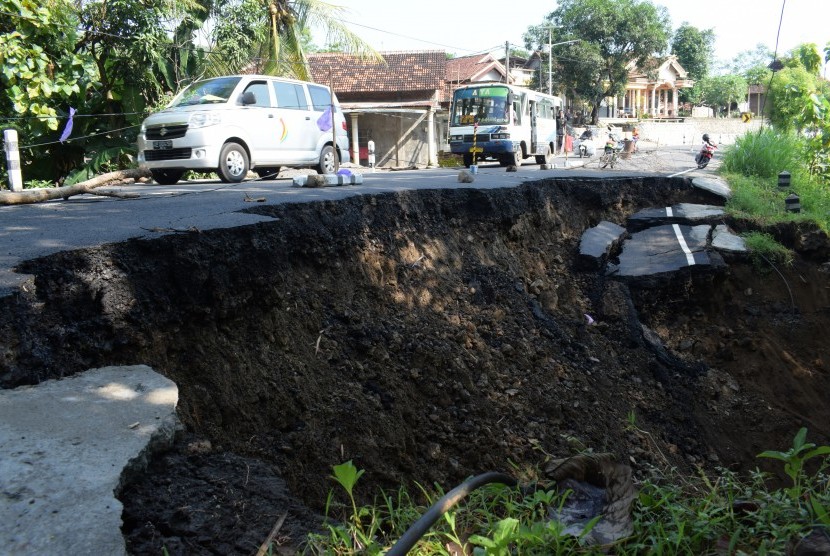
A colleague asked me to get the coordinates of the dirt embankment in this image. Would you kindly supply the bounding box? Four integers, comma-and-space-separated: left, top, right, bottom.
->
2, 177, 829, 554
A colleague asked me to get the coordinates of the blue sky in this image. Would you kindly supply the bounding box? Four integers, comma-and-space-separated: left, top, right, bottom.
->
318, 0, 827, 67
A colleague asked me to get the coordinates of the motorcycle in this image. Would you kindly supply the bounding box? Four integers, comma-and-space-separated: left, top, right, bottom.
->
695, 141, 717, 168
575, 128, 596, 158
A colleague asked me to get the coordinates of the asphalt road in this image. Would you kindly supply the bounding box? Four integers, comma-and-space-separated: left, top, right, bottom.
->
0, 144, 711, 295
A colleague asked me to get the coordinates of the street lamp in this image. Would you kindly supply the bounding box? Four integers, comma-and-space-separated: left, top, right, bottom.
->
547, 33, 579, 96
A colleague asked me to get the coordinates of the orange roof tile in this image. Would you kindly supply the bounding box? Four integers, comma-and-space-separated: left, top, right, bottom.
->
307, 51, 447, 94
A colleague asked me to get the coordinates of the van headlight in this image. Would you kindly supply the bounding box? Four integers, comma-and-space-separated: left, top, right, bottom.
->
188, 111, 222, 128
491, 133, 511, 139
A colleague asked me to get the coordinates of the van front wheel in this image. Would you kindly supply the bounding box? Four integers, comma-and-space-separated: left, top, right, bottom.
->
217, 142, 249, 183
317, 145, 337, 174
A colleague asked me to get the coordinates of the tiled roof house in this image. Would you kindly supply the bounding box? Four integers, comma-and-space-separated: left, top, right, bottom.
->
308, 51, 447, 168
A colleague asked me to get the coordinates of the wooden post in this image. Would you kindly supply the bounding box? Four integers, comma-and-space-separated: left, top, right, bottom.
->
3, 129, 23, 191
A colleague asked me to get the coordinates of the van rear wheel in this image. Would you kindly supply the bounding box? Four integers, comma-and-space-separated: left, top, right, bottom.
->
150, 169, 183, 185
317, 145, 337, 174
217, 142, 249, 183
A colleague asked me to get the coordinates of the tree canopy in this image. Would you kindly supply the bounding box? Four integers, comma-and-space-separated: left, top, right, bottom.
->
524, 0, 670, 124
0, 0, 376, 187
670, 23, 714, 81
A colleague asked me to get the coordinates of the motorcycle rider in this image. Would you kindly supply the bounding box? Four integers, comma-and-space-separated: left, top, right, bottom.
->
695, 133, 717, 168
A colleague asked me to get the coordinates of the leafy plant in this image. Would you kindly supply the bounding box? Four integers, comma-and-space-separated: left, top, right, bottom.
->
468, 517, 519, 555
758, 427, 830, 500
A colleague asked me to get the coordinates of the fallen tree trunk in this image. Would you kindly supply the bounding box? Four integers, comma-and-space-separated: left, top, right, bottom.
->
0, 168, 150, 205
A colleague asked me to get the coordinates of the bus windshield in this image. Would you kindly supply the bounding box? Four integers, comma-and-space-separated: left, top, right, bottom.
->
451, 86, 511, 126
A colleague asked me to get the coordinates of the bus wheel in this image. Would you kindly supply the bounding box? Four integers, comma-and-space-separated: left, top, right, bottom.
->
535, 145, 552, 164
462, 153, 473, 167
509, 149, 522, 167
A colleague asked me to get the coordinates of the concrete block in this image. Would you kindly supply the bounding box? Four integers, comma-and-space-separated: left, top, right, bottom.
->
0, 365, 180, 556
292, 175, 307, 187
351, 174, 363, 185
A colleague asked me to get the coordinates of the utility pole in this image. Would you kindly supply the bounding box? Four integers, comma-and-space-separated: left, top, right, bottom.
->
505, 41, 510, 84
548, 29, 552, 96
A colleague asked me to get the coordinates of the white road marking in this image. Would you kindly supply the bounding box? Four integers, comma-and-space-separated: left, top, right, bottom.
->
672, 224, 696, 266
667, 167, 697, 178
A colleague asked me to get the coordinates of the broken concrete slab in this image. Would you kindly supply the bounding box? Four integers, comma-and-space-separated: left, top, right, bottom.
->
0, 365, 180, 555
627, 203, 725, 232
578, 221, 627, 270
712, 224, 748, 254
692, 176, 732, 199
611, 224, 714, 279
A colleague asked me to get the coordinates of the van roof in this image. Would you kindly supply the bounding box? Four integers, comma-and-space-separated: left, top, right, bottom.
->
210, 74, 329, 89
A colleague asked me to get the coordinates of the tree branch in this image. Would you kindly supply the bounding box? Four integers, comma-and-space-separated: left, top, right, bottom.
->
0, 169, 150, 206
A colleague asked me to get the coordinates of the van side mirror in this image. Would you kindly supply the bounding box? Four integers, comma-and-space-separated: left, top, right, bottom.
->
507, 93, 516, 104
241, 91, 256, 106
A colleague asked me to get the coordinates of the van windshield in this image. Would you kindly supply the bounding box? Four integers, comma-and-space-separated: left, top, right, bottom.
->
169, 77, 242, 107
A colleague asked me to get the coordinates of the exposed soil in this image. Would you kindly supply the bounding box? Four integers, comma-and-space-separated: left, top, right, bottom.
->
2, 174, 830, 554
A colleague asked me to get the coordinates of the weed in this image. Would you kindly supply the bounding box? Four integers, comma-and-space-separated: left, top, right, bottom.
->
305, 429, 830, 555
758, 427, 830, 501
742, 231, 794, 269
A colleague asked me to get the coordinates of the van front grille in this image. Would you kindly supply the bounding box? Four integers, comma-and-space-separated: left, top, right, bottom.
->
144, 148, 192, 161
145, 125, 188, 140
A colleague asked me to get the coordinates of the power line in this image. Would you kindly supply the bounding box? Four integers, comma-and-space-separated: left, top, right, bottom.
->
338, 19, 471, 52
18, 125, 140, 150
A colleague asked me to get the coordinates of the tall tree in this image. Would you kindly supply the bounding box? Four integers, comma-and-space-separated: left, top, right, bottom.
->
721, 43, 773, 75
262, 0, 380, 80
525, 0, 670, 124
211, 0, 380, 80
671, 23, 714, 104
699, 74, 748, 117
789, 43, 822, 75
0, 0, 85, 135
670, 23, 714, 81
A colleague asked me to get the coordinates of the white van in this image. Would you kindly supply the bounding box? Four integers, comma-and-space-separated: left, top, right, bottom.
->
137, 75, 350, 185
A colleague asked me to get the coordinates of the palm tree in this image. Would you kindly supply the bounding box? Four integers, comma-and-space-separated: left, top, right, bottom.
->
211, 0, 381, 80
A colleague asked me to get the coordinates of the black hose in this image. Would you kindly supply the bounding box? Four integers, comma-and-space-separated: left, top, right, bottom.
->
386, 471, 518, 556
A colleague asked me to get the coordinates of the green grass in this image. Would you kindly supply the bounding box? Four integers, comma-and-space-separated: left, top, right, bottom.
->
299, 429, 830, 555
722, 129, 830, 232
721, 128, 830, 272
720, 128, 804, 179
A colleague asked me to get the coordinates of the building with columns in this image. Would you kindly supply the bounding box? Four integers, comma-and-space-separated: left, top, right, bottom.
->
614, 55, 694, 118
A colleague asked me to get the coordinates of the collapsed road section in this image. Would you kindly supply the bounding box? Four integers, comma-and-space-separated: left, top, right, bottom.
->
1, 176, 829, 554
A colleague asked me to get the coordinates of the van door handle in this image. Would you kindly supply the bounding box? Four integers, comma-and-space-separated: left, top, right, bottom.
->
305, 116, 311, 120
268, 114, 275, 118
